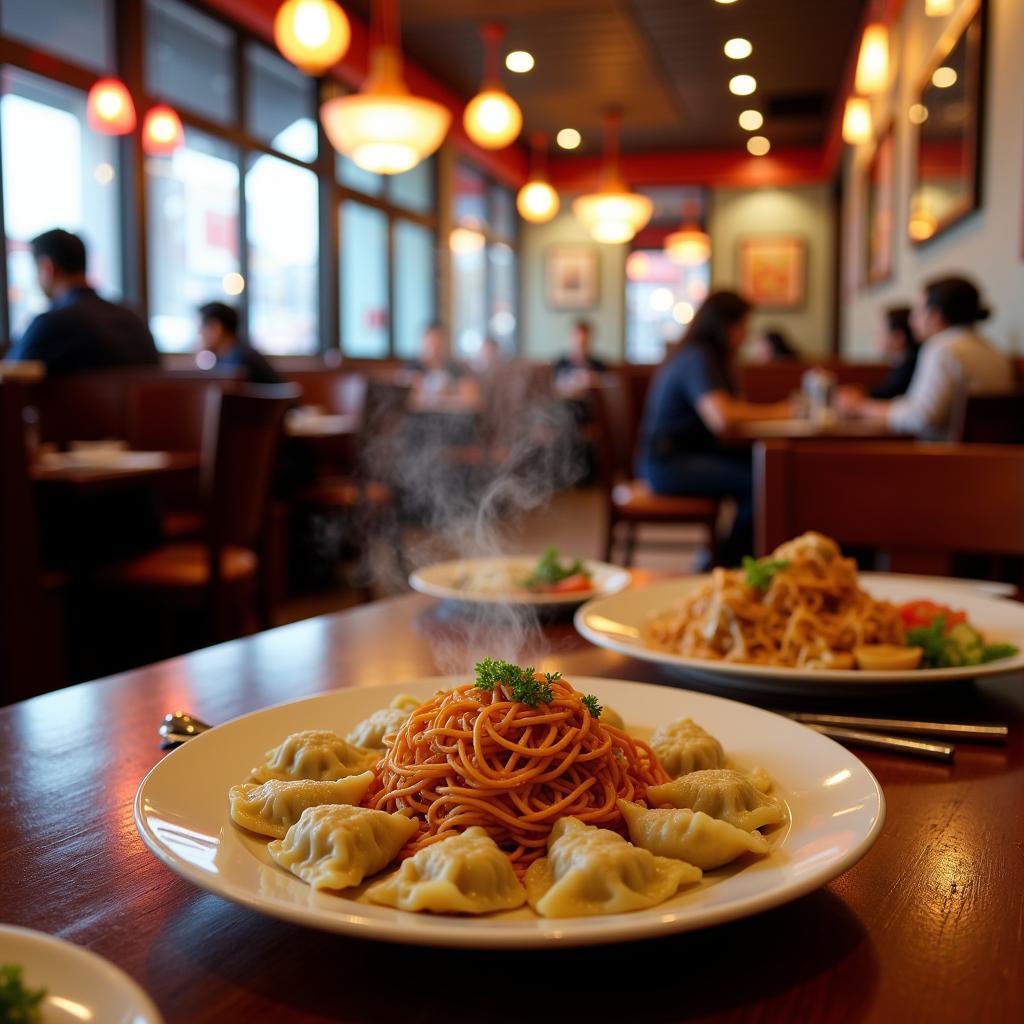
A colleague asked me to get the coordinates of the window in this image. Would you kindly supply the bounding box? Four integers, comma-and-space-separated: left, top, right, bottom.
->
487, 242, 516, 352
338, 155, 384, 198
451, 231, 486, 356
625, 250, 710, 364
391, 161, 434, 216
245, 44, 316, 163
393, 220, 436, 359
1, 68, 122, 341
246, 154, 319, 354
146, 131, 240, 352
1, 0, 113, 74
340, 201, 388, 358
146, 0, 236, 126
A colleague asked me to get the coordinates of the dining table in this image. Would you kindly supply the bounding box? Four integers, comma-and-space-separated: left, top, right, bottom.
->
1, 577, 1022, 1023
31, 449, 201, 494
723, 417, 898, 443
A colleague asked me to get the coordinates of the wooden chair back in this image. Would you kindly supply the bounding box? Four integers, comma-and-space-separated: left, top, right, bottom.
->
949, 390, 1024, 444
588, 374, 638, 487
126, 378, 226, 452
755, 439, 1024, 573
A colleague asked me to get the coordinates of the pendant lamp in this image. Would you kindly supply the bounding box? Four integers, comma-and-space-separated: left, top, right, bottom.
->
463, 23, 522, 150
274, 0, 351, 75
516, 133, 559, 223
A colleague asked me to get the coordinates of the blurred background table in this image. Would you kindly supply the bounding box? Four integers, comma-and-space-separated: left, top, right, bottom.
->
724, 418, 897, 442
1, 579, 1021, 1024
31, 450, 200, 493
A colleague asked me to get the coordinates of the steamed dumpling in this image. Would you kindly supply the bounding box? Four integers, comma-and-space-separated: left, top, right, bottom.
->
524, 816, 701, 918
365, 827, 526, 914
649, 718, 725, 778
345, 694, 422, 750
647, 769, 786, 833
251, 730, 378, 784
268, 804, 418, 890
618, 800, 768, 870
228, 772, 375, 839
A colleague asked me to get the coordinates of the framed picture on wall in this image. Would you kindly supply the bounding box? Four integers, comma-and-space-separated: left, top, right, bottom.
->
544, 245, 600, 310
737, 235, 806, 309
865, 121, 896, 285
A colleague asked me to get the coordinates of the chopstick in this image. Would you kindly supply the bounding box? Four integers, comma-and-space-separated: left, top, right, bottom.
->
788, 713, 1007, 744
801, 723, 955, 762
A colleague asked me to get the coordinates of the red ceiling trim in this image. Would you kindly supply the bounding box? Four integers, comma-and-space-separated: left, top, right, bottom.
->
203, 0, 529, 187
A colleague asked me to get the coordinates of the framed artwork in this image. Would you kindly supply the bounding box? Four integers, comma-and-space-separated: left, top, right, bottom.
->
737, 235, 806, 309
865, 121, 896, 285
544, 245, 599, 310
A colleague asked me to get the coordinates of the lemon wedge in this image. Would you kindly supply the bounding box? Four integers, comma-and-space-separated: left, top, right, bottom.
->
853, 644, 924, 671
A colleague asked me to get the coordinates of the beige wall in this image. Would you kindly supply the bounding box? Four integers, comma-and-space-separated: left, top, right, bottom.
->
839, 0, 1024, 359
709, 184, 836, 358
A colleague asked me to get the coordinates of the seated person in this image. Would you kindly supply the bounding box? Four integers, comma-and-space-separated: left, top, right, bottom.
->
198, 302, 282, 385
837, 276, 1013, 438
404, 323, 479, 413
750, 327, 799, 363
8, 229, 159, 375
869, 305, 919, 399
553, 319, 607, 398
635, 291, 791, 565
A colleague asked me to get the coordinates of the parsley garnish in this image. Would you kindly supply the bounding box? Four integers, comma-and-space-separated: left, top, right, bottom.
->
581, 694, 602, 718
742, 555, 790, 591
0, 964, 46, 1023
526, 546, 589, 589
474, 658, 555, 707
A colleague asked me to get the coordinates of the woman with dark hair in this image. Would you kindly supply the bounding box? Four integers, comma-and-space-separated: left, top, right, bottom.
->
752, 326, 799, 363
636, 290, 792, 564
869, 306, 919, 399
839, 275, 1012, 437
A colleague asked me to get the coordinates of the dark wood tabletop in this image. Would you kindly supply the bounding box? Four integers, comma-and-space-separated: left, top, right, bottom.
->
31, 450, 200, 492
2, 581, 1022, 1024
723, 418, 897, 442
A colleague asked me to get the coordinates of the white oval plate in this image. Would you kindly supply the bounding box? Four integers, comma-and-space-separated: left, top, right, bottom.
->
135, 677, 883, 949
575, 574, 1024, 695
0, 925, 163, 1024
409, 555, 631, 606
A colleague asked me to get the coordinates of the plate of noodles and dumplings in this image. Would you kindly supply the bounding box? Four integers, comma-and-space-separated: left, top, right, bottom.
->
135, 663, 883, 948
575, 532, 1024, 696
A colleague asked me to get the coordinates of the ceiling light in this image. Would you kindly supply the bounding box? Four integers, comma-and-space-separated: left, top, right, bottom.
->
665, 225, 711, 267
556, 127, 581, 149
516, 133, 560, 223
320, 0, 451, 174
274, 0, 351, 76
505, 50, 534, 73
572, 110, 653, 244
908, 103, 929, 124
86, 78, 136, 135
746, 135, 770, 156
142, 104, 185, 155
932, 66, 957, 88
715, 0, 739, 4
729, 74, 757, 96
464, 23, 523, 149
724, 38, 752, 60
842, 96, 872, 145
925, 0, 955, 15
855, 22, 889, 95
738, 109, 763, 131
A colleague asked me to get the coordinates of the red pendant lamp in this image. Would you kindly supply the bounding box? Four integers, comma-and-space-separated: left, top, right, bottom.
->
142, 105, 185, 156
87, 78, 136, 135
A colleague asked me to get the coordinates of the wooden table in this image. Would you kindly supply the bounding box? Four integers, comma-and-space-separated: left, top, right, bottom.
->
2, 586, 1022, 1023
31, 450, 200, 493
724, 417, 897, 442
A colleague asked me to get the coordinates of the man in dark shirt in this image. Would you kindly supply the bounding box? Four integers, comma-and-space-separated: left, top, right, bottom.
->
553, 319, 608, 397
8, 229, 159, 375
197, 302, 282, 385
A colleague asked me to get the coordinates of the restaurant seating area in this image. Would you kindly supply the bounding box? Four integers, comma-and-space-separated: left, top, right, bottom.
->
2, 1, 1024, 1022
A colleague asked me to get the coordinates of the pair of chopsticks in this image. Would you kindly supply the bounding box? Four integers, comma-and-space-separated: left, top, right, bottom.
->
786, 712, 1008, 761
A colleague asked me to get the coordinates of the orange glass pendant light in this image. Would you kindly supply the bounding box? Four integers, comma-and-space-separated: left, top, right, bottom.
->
516, 133, 559, 223
573, 110, 652, 244
665, 223, 711, 266
463, 23, 522, 150
87, 78, 136, 135
274, 0, 351, 75
142, 104, 185, 155
854, 19, 889, 95
842, 96, 872, 145
320, 0, 451, 174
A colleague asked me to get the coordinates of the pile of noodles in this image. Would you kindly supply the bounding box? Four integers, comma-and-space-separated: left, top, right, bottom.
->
365, 677, 667, 869
647, 532, 904, 669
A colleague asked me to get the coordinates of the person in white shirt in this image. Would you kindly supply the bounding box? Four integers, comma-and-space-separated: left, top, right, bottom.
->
836, 276, 1014, 438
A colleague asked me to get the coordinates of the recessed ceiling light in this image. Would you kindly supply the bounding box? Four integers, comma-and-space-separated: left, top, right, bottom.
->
747, 135, 770, 156
556, 127, 581, 149
729, 74, 757, 96
724, 38, 752, 59
715, 0, 739, 4
505, 50, 534, 73
931, 65, 957, 88
738, 109, 763, 131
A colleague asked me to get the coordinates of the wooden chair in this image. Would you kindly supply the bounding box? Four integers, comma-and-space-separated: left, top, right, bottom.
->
589, 373, 719, 567
0, 383, 64, 702
99, 387, 296, 642
949, 390, 1024, 444
755, 440, 1024, 575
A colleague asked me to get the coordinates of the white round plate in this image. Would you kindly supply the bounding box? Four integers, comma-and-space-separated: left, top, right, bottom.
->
135, 677, 883, 949
575, 574, 1024, 695
0, 925, 163, 1024
409, 555, 630, 606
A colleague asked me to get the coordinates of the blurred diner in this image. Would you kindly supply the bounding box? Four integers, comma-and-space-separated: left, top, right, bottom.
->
868, 306, 920, 400
197, 302, 283, 386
